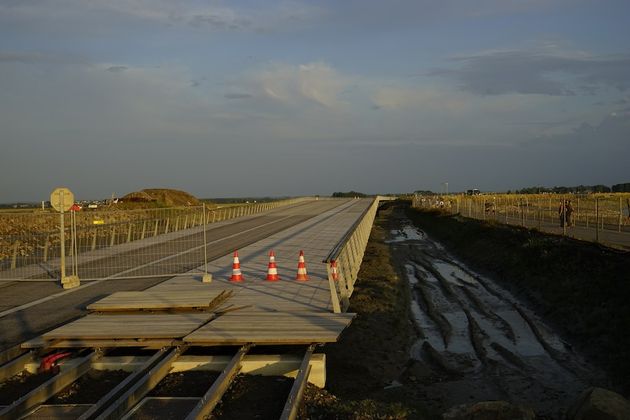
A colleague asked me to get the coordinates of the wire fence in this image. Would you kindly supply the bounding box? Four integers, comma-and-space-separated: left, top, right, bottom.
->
412, 193, 630, 249
0, 198, 309, 284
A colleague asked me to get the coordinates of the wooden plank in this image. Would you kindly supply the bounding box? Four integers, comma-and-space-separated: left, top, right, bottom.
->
184, 312, 353, 345
21, 337, 48, 350
46, 340, 177, 349
280, 346, 314, 420
184, 345, 250, 420
43, 314, 213, 340
88, 291, 226, 311
0, 351, 102, 419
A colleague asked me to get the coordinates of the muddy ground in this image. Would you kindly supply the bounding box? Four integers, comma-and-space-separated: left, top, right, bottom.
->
404, 203, 630, 396
309, 201, 626, 419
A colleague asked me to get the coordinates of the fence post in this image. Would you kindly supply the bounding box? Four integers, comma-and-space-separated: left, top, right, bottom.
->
91, 230, 97, 251
595, 197, 599, 242
141, 220, 147, 240
164, 218, 170, 234
184, 215, 189, 230
154, 220, 159, 237
43, 234, 50, 262
110, 226, 116, 247
576, 198, 580, 228
11, 241, 19, 269
174, 216, 180, 232
562, 200, 567, 236
127, 224, 132, 243
619, 196, 623, 232
202, 203, 211, 283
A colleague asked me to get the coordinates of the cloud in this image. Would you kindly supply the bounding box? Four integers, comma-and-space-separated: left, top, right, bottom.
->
106, 65, 128, 73
248, 62, 349, 109
224, 93, 253, 99
371, 86, 467, 111
0, 0, 325, 34
430, 49, 630, 96
0, 51, 87, 66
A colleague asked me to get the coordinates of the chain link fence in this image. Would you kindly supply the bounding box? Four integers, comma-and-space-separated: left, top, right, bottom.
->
412, 193, 630, 249
0, 198, 309, 283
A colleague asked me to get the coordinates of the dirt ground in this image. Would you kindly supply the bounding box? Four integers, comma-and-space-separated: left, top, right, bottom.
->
304, 200, 625, 419
403, 202, 630, 397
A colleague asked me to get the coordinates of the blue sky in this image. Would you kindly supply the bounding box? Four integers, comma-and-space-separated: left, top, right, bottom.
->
1, 0, 629, 201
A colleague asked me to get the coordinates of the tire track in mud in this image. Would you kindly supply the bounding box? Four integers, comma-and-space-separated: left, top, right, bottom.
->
389, 213, 599, 417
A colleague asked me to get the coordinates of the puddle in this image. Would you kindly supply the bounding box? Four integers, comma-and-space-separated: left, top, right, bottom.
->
387, 225, 426, 243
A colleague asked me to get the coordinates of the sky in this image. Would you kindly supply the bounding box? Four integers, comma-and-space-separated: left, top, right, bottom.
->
1, 0, 629, 201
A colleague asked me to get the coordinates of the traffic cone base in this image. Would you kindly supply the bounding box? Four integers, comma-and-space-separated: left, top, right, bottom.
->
266, 250, 280, 281
230, 250, 244, 282
295, 250, 308, 281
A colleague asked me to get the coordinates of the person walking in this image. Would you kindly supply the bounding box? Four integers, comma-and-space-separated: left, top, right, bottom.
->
558, 200, 567, 227
566, 200, 574, 227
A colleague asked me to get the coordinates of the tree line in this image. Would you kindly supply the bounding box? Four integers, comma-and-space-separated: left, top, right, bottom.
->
515, 183, 630, 194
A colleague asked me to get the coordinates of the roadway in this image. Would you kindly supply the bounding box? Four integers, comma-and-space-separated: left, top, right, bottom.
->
0, 199, 363, 352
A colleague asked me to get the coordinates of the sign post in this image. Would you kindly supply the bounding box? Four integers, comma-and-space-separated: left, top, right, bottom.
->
50, 187, 80, 289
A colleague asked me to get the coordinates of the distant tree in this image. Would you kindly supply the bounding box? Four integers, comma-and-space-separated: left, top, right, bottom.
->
592, 185, 612, 193
516, 184, 613, 194
332, 191, 367, 198
413, 190, 436, 196
612, 183, 630, 193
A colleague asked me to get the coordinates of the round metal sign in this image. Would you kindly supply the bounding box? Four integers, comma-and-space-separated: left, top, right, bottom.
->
50, 187, 75, 212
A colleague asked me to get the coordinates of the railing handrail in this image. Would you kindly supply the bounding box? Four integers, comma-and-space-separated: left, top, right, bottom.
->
323, 197, 379, 263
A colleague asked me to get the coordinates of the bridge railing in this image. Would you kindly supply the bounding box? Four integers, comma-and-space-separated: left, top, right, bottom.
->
324, 196, 384, 313
0, 197, 310, 284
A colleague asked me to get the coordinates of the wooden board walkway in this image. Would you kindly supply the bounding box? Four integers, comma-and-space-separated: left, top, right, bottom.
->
43, 314, 213, 340
184, 312, 355, 345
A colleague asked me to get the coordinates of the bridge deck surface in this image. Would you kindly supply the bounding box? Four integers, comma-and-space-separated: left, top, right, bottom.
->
36, 199, 371, 347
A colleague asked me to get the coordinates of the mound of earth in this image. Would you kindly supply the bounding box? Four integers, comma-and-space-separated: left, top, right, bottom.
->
122, 189, 201, 207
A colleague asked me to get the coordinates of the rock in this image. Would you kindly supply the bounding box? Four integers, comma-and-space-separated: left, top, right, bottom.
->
568, 387, 630, 420
442, 401, 536, 420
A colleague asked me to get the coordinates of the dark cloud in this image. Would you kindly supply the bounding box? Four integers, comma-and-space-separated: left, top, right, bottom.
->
430, 50, 630, 95
106, 65, 128, 73
525, 110, 630, 149
224, 93, 253, 99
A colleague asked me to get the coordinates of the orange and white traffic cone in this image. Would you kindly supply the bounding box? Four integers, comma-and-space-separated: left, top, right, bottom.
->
230, 250, 244, 282
295, 250, 308, 281
266, 250, 280, 281
330, 259, 339, 281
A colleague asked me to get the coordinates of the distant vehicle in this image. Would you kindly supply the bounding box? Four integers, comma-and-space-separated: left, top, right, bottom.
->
466, 189, 481, 196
